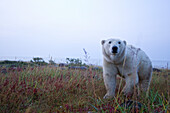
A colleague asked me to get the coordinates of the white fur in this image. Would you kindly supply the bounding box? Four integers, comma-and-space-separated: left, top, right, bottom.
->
101, 38, 152, 99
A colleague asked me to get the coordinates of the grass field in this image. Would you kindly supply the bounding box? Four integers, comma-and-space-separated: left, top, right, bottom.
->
0, 66, 169, 112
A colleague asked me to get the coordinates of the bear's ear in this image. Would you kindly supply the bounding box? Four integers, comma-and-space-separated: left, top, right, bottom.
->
123, 40, 126, 45
101, 40, 105, 45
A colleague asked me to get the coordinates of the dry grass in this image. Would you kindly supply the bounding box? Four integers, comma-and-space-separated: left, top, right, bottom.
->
0, 66, 169, 112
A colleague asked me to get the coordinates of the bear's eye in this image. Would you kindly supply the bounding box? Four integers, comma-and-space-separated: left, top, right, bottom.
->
118, 41, 121, 44
109, 41, 112, 44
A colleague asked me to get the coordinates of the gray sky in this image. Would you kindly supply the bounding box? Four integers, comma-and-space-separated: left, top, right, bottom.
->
0, 0, 170, 64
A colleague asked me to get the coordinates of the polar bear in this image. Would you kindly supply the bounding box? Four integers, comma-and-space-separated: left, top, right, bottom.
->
101, 38, 152, 99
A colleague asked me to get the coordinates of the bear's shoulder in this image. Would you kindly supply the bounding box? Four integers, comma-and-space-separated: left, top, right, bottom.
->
126, 45, 143, 58
127, 45, 141, 52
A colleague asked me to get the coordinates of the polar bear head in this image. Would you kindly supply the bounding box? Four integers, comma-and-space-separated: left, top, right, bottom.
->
101, 38, 127, 63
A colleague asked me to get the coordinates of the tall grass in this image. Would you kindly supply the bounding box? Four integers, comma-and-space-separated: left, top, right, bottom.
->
0, 66, 169, 112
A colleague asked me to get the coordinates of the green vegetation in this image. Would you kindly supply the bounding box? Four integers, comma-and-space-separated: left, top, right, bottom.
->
0, 60, 30, 67
49, 57, 56, 65
0, 57, 87, 68
0, 64, 169, 112
30, 57, 48, 66
0, 57, 48, 68
66, 58, 87, 66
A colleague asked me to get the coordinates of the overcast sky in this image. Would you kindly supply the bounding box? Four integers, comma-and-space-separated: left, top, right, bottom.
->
0, 0, 170, 64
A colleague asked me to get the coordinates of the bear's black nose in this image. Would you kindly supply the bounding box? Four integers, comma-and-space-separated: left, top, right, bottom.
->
112, 46, 118, 53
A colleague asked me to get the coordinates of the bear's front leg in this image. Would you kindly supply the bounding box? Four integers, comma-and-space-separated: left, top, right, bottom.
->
123, 73, 139, 95
103, 61, 118, 99
103, 73, 117, 99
